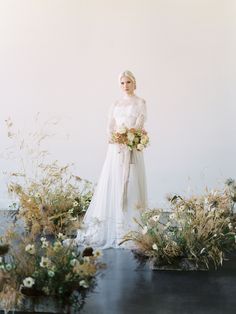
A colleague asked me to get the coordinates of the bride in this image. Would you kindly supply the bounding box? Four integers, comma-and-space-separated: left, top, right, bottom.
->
75, 70, 148, 249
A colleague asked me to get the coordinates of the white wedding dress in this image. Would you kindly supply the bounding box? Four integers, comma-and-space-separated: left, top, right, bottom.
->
75, 94, 148, 249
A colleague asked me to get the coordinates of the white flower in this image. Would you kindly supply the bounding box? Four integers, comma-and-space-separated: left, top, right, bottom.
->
48, 270, 55, 277
40, 257, 51, 268
42, 241, 49, 248
127, 132, 135, 141
79, 280, 89, 288
140, 135, 148, 145
40, 237, 47, 243
25, 244, 36, 255
137, 143, 144, 151
23, 277, 35, 288
142, 226, 148, 234
93, 250, 103, 258
73, 201, 79, 207
58, 233, 65, 240
117, 126, 127, 134
228, 223, 233, 230
152, 243, 158, 251
152, 215, 160, 222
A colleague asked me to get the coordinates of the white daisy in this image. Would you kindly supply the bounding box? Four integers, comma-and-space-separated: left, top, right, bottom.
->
152, 215, 160, 222
23, 277, 35, 288
93, 250, 103, 258
42, 241, 49, 248
40, 257, 51, 268
152, 243, 158, 251
25, 244, 36, 255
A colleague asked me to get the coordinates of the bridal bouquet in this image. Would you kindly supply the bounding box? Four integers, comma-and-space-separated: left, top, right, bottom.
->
110, 126, 149, 151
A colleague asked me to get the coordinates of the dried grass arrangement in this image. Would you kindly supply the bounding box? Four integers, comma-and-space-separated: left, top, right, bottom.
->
121, 179, 236, 270
4, 117, 94, 237
0, 118, 105, 313
8, 163, 94, 237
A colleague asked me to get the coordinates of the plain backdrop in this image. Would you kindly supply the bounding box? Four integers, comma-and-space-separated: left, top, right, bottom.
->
0, 0, 235, 209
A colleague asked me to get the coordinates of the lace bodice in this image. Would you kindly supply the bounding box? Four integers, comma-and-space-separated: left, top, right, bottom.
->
107, 95, 147, 136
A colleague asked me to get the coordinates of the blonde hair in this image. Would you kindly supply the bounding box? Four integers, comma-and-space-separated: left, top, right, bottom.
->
118, 70, 136, 89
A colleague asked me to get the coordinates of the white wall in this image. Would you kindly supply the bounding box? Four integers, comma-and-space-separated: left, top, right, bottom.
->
0, 0, 235, 209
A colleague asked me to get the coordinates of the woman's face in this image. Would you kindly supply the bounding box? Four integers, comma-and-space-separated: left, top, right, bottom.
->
120, 76, 135, 95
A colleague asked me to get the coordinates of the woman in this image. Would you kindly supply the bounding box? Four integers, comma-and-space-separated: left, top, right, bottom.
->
75, 70, 148, 249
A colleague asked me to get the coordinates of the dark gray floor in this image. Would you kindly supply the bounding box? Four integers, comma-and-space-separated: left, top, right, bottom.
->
1, 210, 236, 314
80, 248, 236, 314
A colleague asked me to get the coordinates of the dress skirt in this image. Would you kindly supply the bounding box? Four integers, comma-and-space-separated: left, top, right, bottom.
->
75, 143, 148, 249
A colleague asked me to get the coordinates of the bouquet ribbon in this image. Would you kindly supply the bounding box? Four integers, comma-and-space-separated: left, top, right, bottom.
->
120, 146, 134, 211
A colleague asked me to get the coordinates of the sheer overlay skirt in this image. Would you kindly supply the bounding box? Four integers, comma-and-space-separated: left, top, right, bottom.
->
75, 143, 148, 249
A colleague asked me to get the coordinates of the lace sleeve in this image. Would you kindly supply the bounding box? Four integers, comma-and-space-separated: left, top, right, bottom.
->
107, 102, 116, 139
135, 99, 147, 129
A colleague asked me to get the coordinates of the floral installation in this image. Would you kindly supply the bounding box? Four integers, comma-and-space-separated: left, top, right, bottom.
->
120, 179, 236, 270
0, 117, 104, 313
0, 231, 105, 312
111, 126, 149, 151
8, 164, 94, 237
4, 118, 94, 237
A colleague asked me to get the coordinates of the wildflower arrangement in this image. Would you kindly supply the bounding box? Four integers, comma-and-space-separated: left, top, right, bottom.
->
111, 126, 149, 151
121, 179, 236, 270
4, 118, 94, 237
0, 116, 104, 313
0, 232, 105, 312
8, 163, 94, 237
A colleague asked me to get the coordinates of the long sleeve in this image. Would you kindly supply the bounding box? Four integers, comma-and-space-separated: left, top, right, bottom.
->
134, 99, 147, 129
107, 102, 116, 138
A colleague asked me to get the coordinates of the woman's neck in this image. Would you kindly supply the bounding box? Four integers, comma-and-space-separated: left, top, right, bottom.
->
123, 93, 136, 99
